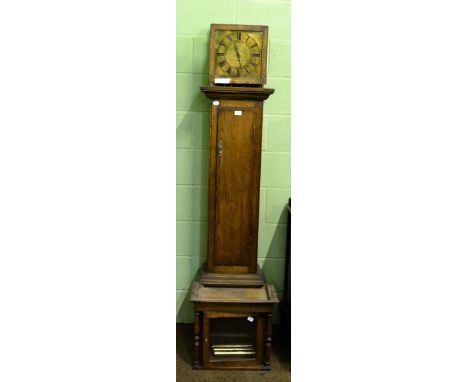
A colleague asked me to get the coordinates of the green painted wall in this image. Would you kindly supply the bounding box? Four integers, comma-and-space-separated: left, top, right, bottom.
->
176, 0, 291, 323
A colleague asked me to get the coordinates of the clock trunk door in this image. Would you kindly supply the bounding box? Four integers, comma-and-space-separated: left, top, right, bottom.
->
212, 101, 261, 273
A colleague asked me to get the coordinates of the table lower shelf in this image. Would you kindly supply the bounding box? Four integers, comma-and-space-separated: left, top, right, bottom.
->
211, 343, 256, 358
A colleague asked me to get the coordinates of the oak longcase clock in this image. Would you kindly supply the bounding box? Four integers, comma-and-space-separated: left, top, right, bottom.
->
190, 24, 278, 371
209, 24, 268, 85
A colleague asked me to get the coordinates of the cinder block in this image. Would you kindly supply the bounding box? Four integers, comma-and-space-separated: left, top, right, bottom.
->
265, 188, 290, 223
258, 223, 288, 258
191, 256, 207, 278
176, 257, 193, 290
268, 39, 290, 77
176, 149, 194, 185
261, 116, 268, 150
236, 0, 290, 40
193, 35, 210, 74
192, 222, 208, 257
176, 73, 199, 111
176, 221, 193, 255
192, 75, 211, 112
264, 77, 290, 115
260, 152, 291, 188
176, 0, 236, 35
192, 149, 209, 185
176, 111, 192, 149
176, 290, 194, 323
176, 186, 193, 221
191, 112, 210, 149
176, 36, 193, 73
193, 186, 208, 221
176, 73, 209, 112
259, 188, 267, 223
267, 115, 290, 152
258, 257, 286, 293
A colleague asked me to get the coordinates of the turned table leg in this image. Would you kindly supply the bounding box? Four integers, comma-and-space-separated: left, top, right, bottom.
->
193, 311, 202, 368
264, 313, 272, 367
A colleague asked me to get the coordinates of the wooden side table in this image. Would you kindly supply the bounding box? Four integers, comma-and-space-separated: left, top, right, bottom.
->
190, 282, 279, 370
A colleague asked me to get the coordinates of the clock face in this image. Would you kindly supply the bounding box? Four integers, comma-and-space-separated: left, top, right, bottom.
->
215, 31, 262, 79
209, 25, 268, 85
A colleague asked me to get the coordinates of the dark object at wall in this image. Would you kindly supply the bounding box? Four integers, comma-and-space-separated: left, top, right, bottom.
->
280, 198, 291, 339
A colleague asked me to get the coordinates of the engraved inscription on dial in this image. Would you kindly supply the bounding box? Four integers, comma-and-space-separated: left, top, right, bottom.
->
216, 32, 261, 77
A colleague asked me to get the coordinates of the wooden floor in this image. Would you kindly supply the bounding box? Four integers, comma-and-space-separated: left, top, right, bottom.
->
176, 323, 291, 382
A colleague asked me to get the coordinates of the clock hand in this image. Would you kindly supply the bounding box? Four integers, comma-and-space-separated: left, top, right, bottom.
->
234, 43, 242, 66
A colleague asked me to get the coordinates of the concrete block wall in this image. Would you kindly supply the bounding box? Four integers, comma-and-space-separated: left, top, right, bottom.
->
176, 0, 290, 322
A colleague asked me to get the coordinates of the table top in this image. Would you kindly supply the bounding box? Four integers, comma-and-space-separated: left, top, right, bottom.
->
189, 282, 279, 304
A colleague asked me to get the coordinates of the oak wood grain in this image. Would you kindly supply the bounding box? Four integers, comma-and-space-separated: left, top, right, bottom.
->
201, 90, 272, 274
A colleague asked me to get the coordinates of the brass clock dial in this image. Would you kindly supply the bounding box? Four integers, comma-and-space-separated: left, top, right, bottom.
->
215, 32, 262, 78
209, 24, 268, 85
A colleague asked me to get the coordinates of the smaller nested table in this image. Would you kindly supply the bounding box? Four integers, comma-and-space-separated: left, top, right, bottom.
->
189, 282, 279, 371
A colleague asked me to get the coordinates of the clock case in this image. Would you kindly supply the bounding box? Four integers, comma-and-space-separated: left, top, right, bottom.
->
208, 24, 268, 86
201, 86, 274, 277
